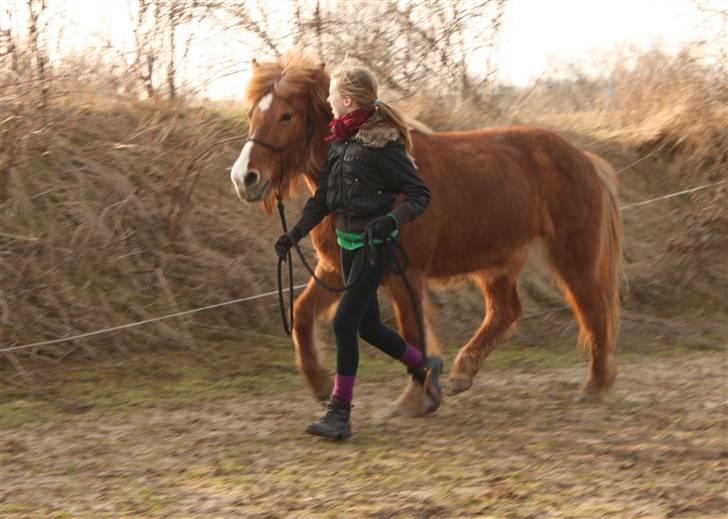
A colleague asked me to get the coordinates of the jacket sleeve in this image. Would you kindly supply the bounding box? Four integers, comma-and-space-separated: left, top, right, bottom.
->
293, 156, 331, 237
379, 140, 431, 226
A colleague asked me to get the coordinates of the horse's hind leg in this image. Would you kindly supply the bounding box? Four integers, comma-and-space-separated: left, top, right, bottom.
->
553, 268, 617, 401
448, 252, 527, 395
545, 151, 622, 401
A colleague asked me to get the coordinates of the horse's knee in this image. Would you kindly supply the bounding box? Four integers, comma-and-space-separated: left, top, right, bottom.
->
291, 313, 314, 354
292, 295, 315, 324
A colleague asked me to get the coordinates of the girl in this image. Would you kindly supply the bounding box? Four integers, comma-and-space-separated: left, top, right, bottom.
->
274, 66, 440, 439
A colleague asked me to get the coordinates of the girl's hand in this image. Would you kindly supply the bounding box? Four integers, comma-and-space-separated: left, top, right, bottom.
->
365, 214, 398, 241
274, 227, 303, 259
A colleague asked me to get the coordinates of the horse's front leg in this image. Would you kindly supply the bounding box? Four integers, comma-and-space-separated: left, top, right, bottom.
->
384, 269, 443, 416
292, 262, 341, 401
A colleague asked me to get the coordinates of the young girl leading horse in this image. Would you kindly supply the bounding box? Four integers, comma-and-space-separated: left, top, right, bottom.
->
274, 66, 442, 440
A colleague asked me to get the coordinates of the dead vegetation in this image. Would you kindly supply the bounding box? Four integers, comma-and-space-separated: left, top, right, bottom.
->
1, 13, 725, 367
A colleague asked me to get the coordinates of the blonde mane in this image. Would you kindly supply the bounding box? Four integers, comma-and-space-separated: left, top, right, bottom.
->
245, 46, 333, 212
245, 46, 331, 133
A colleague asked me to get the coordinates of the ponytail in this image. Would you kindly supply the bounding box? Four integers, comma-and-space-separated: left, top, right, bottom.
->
332, 66, 428, 155
375, 100, 414, 155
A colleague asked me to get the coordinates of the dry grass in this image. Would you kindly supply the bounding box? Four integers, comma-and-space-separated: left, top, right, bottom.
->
1, 88, 291, 358
1, 44, 725, 368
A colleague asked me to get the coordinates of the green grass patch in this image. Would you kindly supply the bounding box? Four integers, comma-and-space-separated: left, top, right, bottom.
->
0, 340, 301, 429
2, 334, 724, 432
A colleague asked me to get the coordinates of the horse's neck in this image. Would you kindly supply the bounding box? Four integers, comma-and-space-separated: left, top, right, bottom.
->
302, 133, 331, 193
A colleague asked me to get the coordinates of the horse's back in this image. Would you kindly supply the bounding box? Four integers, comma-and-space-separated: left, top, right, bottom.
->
405, 125, 606, 274
411, 124, 601, 211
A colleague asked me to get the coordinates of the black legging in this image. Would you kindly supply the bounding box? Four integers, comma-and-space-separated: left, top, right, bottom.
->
333, 244, 408, 376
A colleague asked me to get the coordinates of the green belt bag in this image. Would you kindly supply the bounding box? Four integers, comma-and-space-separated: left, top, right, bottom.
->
335, 227, 399, 250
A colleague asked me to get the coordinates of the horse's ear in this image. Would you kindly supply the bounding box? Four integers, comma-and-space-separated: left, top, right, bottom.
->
319, 62, 326, 70
252, 58, 259, 69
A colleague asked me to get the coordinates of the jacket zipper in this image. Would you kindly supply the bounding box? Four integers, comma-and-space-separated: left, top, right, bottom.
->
342, 140, 349, 232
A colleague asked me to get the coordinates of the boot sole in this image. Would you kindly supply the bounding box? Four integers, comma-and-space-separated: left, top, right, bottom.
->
305, 425, 352, 440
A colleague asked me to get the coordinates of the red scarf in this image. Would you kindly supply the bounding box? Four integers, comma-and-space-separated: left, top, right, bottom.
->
325, 108, 375, 142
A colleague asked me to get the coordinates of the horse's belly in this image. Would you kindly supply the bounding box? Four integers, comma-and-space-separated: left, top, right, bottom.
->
426, 216, 539, 278
428, 245, 516, 278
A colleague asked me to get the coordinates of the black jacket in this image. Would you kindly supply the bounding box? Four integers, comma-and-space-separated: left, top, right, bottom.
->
294, 116, 431, 235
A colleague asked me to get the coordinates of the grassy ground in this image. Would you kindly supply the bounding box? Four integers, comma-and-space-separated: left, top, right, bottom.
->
1, 340, 726, 518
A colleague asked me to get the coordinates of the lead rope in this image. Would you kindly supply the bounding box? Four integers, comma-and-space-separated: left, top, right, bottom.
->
274, 153, 367, 335
275, 196, 368, 335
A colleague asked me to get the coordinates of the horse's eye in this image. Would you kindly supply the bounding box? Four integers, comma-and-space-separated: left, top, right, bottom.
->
280, 113, 293, 123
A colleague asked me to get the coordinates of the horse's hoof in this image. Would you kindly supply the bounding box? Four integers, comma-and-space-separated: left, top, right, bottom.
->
392, 378, 427, 417
423, 394, 439, 415
314, 389, 330, 402
313, 382, 332, 402
391, 399, 424, 417
575, 388, 604, 403
305, 370, 332, 401
447, 376, 472, 395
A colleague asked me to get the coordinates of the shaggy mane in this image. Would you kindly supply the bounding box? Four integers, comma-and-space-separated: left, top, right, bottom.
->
245, 46, 331, 133
246, 46, 333, 213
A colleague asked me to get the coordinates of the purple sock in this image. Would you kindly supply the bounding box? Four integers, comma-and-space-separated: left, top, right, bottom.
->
332, 374, 355, 402
399, 343, 423, 370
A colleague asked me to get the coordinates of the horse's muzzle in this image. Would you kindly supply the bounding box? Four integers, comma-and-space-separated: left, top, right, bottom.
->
234, 178, 270, 202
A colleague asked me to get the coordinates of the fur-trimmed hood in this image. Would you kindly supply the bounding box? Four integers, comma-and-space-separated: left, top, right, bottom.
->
352, 111, 401, 148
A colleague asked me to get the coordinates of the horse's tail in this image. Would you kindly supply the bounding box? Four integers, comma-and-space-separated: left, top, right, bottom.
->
585, 151, 624, 355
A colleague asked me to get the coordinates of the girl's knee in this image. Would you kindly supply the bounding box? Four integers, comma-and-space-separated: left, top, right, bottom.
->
333, 311, 355, 338
358, 322, 385, 344
358, 327, 375, 344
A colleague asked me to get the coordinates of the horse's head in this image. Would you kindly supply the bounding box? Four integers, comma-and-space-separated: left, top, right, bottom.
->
231, 47, 331, 214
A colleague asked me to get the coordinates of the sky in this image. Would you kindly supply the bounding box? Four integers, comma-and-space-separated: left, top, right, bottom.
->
2, 0, 722, 98
492, 0, 721, 85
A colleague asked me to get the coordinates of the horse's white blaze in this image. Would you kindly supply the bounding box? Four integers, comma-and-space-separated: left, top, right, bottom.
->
230, 93, 273, 196
258, 92, 273, 112
231, 140, 254, 195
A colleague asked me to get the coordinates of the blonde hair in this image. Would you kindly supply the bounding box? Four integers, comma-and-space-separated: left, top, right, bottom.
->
331, 66, 415, 154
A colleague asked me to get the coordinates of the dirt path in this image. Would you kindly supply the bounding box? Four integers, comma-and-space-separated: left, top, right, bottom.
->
1, 350, 726, 518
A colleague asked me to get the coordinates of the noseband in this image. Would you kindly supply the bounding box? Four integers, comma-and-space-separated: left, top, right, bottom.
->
247, 114, 317, 196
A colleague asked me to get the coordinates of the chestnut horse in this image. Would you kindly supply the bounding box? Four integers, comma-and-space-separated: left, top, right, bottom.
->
230, 48, 624, 415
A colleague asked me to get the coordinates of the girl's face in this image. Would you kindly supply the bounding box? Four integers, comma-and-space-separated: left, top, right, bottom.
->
328, 79, 357, 119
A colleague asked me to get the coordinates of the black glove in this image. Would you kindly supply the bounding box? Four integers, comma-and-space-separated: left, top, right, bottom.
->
365, 214, 398, 241
274, 227, 303, 260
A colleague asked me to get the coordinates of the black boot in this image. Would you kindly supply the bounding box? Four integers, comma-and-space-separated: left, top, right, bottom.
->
305, 396, 352, 440
408, 356, 444, 414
